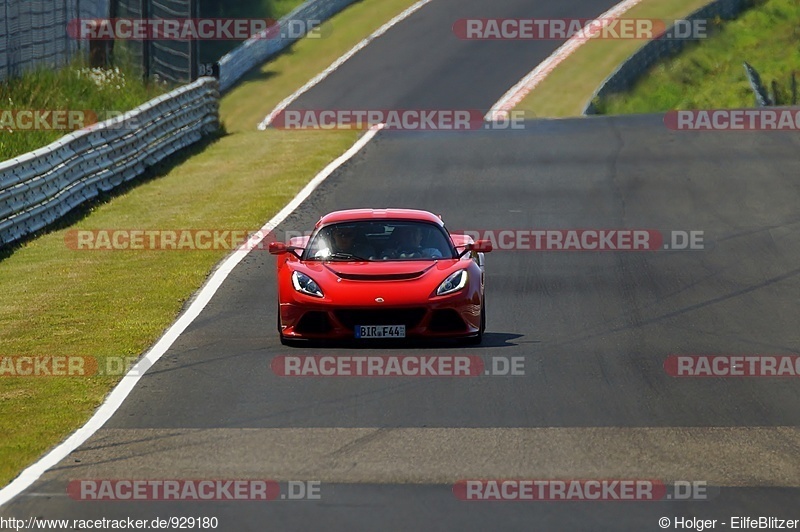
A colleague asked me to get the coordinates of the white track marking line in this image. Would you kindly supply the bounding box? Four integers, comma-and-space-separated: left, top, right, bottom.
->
257, 0, 435, 130
0, 124, 384, 508
485, 0, 646, 120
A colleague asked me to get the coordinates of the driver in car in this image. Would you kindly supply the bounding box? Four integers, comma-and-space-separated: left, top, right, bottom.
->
315, 226, 374, 259
386, 226, 443, 258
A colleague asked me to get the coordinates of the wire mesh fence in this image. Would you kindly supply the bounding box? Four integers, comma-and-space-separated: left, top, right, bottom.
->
112, 0, 197, 84
0, 0, 196, 85
0, 0, 109, 82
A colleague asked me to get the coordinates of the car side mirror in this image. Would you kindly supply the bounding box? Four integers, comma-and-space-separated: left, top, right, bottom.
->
458, 239, 493, 257
269, 242, 288, 254
471, 240, 493, 252
269, 242, 303, 258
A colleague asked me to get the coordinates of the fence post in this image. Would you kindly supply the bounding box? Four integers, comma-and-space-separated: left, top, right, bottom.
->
3, 0, 9, 81
190, 0, 198, 80
142, 0, 149, 81
76, 0, 80, 52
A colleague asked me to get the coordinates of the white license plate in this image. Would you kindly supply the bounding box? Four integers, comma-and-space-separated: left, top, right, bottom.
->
355, 325, 406, 338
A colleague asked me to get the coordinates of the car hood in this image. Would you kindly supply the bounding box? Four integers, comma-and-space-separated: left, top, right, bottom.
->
291, 259, 468, 304
323, 261, 438, 281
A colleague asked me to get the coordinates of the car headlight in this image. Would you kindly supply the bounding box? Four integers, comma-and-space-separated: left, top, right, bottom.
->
436, 269, 468, 295
292, 271, 323, 298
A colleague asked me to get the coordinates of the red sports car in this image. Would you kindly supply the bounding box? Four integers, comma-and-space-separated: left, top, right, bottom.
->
269, 209, 492, 345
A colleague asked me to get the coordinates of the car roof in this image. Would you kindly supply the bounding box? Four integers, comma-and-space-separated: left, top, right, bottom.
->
316, 209, 444, 228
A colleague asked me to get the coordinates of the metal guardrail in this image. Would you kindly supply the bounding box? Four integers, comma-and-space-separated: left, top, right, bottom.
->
583, 0, 747, 115
217, 0, 359, 93
0, 77, 219, 247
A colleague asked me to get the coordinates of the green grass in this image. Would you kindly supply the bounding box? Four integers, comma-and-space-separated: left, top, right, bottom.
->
598, 0, 800, 114
515, 0, 735, 117
0, 60, 168, 161
0, 0, 420, 489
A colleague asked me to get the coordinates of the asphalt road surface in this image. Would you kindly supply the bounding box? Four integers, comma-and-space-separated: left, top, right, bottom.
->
3, 0, 800, 530
285, 0, 619, 112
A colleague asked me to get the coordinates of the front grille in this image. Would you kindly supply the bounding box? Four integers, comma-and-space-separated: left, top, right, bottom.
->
335, 272, 423, 281
295, 311, 332, 334
428, 309, 467, 332
334, 308, 426, 330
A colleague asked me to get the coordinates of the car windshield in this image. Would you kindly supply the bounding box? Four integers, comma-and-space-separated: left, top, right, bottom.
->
303, 220, 456, 261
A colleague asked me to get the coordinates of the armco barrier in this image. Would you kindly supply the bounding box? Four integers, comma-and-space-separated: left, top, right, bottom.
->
217, 0, 360, 93
0, 77, 219, 247
583, 0, 747, 114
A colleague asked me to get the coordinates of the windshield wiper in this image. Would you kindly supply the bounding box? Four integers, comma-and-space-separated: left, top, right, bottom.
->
327, 252, 369, 261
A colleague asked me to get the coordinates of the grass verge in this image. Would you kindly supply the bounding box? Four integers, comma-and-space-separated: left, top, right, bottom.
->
514, 0, 722, 117
597, 0, 800, 113
0, 0, 420, 489
0, 60, 168, 161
